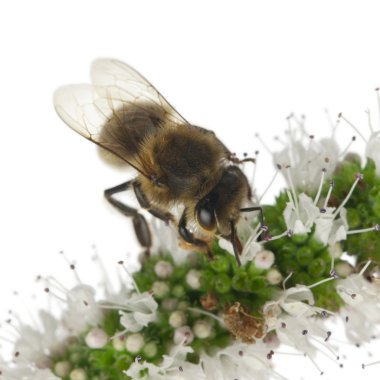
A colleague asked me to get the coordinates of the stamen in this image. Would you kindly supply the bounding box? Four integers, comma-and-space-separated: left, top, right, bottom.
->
250, 150, 259, 189
339, 136, 356, 158
187, 307, 224, 324
308, 276, 335, 290
323, 180, 334, 209
376, 87, 380, 131
266, 230, 292, 242
333, 174, 363, 217
314, 169, 326, 206
362, 359, 380, 369
365, 108, 374, 134
306, 352, 324, 376
258, 169, 279, 203
285, 167, 299, 215
347, 225, 379, 236
118, 261, 140, 294
359, 260, 372, 276
338, 113, 368, 143
255, 133, 272, 154
282, 272, 293, 290
59, 250, 82, 284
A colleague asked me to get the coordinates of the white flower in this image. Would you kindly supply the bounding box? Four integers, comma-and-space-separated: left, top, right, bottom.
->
254, 250, 275, 269
284, 192, 320, 235
314, 207, 349, 245
119, 291, 158, 332
62, 284, 103, 333
126, 345, 205, 380
200, 341, 277, 380
274, 118, 339, 192
32, 368, 62, 380
337, 265, 380, 342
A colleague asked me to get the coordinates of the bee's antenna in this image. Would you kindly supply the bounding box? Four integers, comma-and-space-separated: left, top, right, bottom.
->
230, 221, 242, 266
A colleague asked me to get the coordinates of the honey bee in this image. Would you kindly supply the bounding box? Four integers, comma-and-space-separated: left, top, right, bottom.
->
54, 59, 263, 265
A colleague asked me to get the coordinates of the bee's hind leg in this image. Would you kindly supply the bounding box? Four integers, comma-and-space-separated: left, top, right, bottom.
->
178, 210, 213, 260
104, 180, 152, 255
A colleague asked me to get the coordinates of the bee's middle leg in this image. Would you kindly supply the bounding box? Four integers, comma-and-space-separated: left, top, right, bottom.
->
133, 182, 174, 224
104, 180, 152, 253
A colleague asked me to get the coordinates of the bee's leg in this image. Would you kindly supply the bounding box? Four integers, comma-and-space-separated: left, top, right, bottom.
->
104, 181, 152, 254
133, 182, 174, 224
178, 211, 213, 260
240, 206, 267, 240
229, 221, 242, 266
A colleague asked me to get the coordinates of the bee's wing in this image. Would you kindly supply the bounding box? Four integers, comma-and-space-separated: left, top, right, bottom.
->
91, 58, 188, 125
54, 83, 156, 175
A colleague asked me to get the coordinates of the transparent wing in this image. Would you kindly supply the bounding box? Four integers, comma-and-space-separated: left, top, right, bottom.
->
91, 58, 188, 125
53, 83, 163, 176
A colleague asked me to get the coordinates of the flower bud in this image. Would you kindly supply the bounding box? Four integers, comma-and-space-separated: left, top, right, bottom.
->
169, 310, 187, 328
266, 268, 283, 285
173, 325, 194, 345
186, 269, 201, 289
54, 361, 71, 377
70, 368, 87, 380
152, 281, 170, 298
126, 333, 145, 353
143, 342, 158, 358
193, 319, 213, 339
112, 335, 125, 351
85, 328, 108, 348
154, 260, 173, 279
254, 250, 275, 269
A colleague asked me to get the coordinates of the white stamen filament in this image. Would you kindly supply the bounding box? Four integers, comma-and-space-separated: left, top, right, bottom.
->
347, 226, 379, 235
118, 261, 141, 294
59, 251, 82, 284
267, 230, 290, 242
338, 136, 356, 158
333, 175, 361, 217
187, 307, 224, 324
282, 272, 293, 290
376, 87, 380, 131
286, 168, 299, 215
258, 169, 279, 203
365, 108, 374, 134
323, 181, 334, 209
359, 260, 372, 276
308, 276, 335, 290
314, 170, 326, 206
339, 114, 368, 143
255, 133, 272, 154
363, 359, 380, 368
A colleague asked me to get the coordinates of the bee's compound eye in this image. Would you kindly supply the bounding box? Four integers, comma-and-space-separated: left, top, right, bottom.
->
196, 199, 216, 231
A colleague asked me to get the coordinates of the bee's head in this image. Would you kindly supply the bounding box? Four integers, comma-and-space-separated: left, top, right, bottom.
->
195, 166, 251, 237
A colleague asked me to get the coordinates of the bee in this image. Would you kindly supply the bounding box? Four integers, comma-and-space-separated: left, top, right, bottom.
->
54, 59, 263, 265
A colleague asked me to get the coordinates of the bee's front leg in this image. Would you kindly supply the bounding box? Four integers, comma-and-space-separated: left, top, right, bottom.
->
178, 210, 213, 260
104, 180, 151, 255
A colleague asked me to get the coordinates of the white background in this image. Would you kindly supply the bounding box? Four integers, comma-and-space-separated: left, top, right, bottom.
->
1, 1, 380, 379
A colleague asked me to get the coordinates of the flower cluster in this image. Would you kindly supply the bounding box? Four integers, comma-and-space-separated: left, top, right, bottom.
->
1, 93, 380, 380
